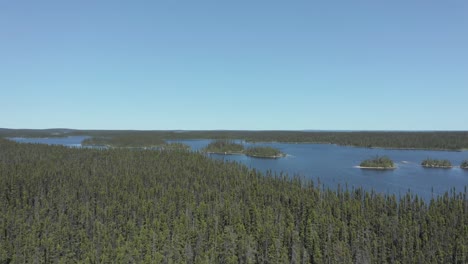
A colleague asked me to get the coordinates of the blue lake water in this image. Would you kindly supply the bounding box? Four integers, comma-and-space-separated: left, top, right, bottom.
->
8, 136, 90, 147
8, 137, 468, 200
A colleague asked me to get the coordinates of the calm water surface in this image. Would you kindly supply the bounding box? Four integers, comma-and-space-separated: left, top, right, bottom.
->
9, 137, 468, 200
9, 136, 89, 147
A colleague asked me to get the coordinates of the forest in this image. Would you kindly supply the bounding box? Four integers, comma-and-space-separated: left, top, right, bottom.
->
421, 159, 453, 168
1, 139, 467, 263
2, 129, 468, 150
359, 156, 395, 169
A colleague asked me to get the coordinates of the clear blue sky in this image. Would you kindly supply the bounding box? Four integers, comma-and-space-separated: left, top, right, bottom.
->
1, 0, 467, 130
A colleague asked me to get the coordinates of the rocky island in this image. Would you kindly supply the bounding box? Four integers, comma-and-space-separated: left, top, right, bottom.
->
359, 156, 395, 169
421, 159, 452, 168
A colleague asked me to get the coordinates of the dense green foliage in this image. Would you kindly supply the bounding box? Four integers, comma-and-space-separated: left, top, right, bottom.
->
3, 128, 468, 150
203, 140, 244, 154
422, 159, 452, 168
360, 156, 395, 169
462, 160, 468, 169
1, 139, 467, 263
245, 147, 284, 158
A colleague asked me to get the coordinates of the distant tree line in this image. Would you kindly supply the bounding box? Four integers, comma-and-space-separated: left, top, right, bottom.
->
1, 139, 467, 263
3, 129, 468, 150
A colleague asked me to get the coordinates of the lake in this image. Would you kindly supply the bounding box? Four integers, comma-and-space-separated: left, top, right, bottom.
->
8, 136, 90, 147
8, 137, 468, 201
168, 139, 468, 201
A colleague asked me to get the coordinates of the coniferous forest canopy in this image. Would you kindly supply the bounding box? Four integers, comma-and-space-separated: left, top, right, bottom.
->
1, 139, 467, 263
2, 128, 468, 150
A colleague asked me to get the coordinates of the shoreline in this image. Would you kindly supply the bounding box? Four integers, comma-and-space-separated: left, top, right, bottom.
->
206, 151, 244, 156
422, 165, 453, 169
245, 154, 285, 159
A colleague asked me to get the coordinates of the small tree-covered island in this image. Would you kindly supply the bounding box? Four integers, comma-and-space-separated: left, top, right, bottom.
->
359, 156, 396, 169
245, 146, 285, 159
421, 159, 452, 168
203, 140, 285, 158
461, 160, 468, 169
203, 140, 245, 154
